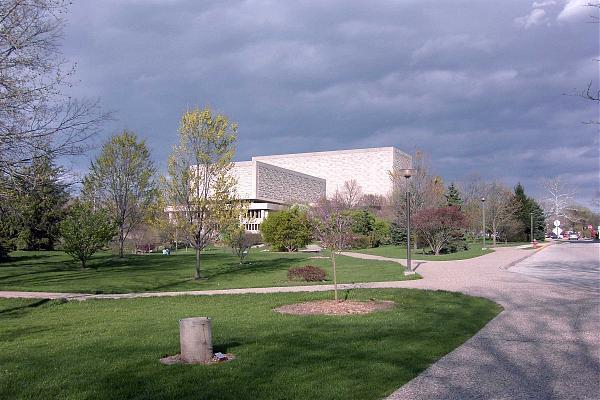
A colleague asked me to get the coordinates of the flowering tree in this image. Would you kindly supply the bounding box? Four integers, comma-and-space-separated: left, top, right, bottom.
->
412, 206, 467, 256
309, 196, 354, 301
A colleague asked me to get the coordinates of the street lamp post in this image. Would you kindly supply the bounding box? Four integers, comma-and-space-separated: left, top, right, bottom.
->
401, 169, 413, 272
530, 212, 534, 243
481, 197, 486, 250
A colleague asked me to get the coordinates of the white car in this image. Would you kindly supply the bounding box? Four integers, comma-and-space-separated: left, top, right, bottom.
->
568, 233, 579, 240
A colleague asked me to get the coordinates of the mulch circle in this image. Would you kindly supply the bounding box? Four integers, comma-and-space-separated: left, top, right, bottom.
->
273, 299, 395, 316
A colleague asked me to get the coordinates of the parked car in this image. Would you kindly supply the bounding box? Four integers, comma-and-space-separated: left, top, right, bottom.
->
568, 233, 579, 240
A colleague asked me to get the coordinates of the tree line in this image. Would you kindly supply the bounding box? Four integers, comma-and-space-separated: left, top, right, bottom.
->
1, 0, 599, 287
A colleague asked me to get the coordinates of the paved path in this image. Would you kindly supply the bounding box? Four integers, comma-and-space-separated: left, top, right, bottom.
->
0, 247, 531, 301
386, 241, 600, 400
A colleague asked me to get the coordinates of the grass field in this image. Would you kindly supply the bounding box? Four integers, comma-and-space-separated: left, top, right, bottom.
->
0, 248, 416, 293
351, 245, 493, 261
0, 289, 501, 400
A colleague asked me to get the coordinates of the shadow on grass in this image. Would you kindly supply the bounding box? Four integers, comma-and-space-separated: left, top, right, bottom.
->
0, 299, 51, 316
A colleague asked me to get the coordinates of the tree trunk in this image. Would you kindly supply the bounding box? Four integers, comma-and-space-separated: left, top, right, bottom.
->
195, 247, 201, 280
119, 226, 125, 258
492, 222, 497, 247
81, 258, 86, 269
332, 251, 338, 302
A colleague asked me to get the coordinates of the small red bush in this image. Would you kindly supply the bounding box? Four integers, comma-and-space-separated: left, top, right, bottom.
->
287, 265, 327, 282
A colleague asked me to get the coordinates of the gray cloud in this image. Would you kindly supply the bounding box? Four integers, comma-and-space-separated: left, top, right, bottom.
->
62, 0, 599, 207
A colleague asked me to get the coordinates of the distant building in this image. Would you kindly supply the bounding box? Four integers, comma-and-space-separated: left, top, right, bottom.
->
232, 147, 412, 232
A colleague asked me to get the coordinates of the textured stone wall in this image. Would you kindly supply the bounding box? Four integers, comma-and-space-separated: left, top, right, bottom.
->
230, 161, 255, 199
255, 161, 326, 204
253, 147, 412, 197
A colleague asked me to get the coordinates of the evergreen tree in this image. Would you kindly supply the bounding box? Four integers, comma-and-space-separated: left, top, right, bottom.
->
390, 221, 407, 245
14, 156, 70, 250
514, 183, 545, 241
445, 183, 463, 207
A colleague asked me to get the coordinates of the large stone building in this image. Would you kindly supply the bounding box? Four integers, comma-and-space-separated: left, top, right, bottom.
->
232, 147, 411, 232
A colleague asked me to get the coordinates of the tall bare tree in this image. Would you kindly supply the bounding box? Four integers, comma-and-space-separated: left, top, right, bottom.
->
165, 107, 241, 280
483, 182, 519, 246
0, 0, 107, 185
339, 179, 363, 209
541, 177, 576, 222
83, 131, 157, 257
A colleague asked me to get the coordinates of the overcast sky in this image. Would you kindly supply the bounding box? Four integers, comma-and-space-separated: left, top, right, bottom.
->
62, 0, 599, 207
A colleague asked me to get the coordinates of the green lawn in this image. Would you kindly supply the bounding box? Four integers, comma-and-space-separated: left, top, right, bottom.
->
0, 248, 416, 293
351, 245, 493, 261
0, 289, 501, 400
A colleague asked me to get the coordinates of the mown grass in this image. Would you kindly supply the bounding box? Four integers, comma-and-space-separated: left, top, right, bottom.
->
351, 245, 493, 261
0, 289, 501, 400
0, 248, 417, 293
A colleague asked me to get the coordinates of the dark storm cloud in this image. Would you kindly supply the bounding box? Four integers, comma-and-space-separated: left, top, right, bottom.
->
62, 0, 599, 206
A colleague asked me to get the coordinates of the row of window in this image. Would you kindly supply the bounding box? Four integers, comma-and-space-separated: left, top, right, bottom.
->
245, 223, 261, 231
246, 210, 264, 219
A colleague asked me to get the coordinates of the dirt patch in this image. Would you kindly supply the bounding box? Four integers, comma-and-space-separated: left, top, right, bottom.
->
160, 352, 236, 365
273, 300, 395, 316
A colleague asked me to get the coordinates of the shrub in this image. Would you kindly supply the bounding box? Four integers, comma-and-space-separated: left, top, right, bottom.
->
349, 234, 371, 249
261, 206, 312, 252
287, 265, 327, 282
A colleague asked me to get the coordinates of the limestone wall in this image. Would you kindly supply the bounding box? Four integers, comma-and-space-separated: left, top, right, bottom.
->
255, 161, 325, 204
253, 147, 412, 197
230, 161, 255, 199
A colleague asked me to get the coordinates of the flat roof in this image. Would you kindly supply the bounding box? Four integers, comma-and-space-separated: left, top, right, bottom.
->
251, 146, 411, 160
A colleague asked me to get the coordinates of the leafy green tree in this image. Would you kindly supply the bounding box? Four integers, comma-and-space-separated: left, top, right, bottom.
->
14, 156, 70, 250
60, 201, 117, 269
350, 210, 375, 236
164, 107, 242, 279
372, 217, 391, 247
83, 131, 157, 258
0, 209, 15, 259
349, 209, 390, 247
0, 173, 21, 257
261, 206, 312, 252
445, 183, 463, 208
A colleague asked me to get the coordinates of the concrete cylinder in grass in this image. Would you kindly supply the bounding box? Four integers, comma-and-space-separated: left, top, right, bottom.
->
179, 317, 213, 363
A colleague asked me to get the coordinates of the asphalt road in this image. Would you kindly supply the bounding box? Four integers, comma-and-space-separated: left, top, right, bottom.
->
509, 241, 600, 293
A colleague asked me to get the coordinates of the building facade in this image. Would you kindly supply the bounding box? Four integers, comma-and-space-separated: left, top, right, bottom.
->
232, 147, 411, 232
252, 147, 412, 198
